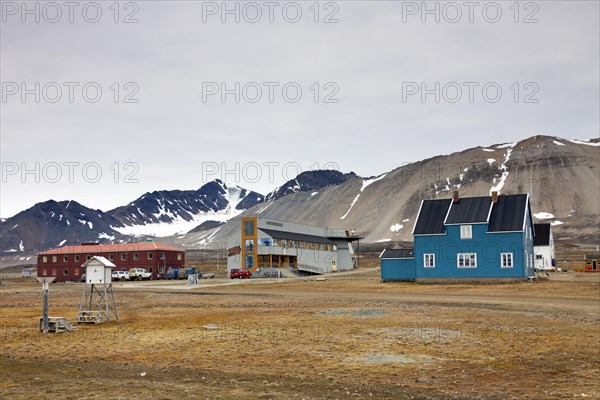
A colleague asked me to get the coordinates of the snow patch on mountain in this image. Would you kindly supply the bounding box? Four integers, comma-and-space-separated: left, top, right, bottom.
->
534, 212, 555, 220
390, 224, 403, 232
490, 142, 515, 194
340, 174, 387, 220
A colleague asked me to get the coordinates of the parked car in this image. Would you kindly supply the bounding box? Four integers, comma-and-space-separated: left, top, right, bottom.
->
229, 268, 252, 279
128, 268, 152, 281
201, 272, 215, 279
112, 270, 130, 281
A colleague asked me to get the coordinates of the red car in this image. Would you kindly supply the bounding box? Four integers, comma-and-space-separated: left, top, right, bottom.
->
230, 268, 252, 279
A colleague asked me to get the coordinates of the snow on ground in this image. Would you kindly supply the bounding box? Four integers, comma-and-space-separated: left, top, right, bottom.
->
567, 139, 599, 147
553, 140, 565, 146
113, 209, 242, 237
551, 221, 564, 226
98, 233, 115, 241
482, 148, 495, 152
390, 224, 403, 232
402, 218, 410, 222
496, 142, 517, 149
19, 240, 24, 251
487, 158, 496, 165
340, 174, 387, 220
58, 239, 67, 246
490, 143, 515, 194
534, 212, 555, 220
311, 192, 318, 197
375, 239, 392, 243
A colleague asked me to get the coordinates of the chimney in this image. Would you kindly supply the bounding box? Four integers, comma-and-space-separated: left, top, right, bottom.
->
453, 191, 459, 203
492, 191, 498, 204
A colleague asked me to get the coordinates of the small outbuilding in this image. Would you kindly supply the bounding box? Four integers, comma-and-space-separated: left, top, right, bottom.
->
584, 254, 599, 272
533, 223, 555, 271
380, 249, 415, 282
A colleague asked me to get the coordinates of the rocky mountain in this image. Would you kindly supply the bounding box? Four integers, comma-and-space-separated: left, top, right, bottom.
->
163, 135, 599, 248
108, 180, 263, 237
0, 200, 125, 254
0, 180, 263, 257
265, 170, 358, 201
2, 136, 598, 263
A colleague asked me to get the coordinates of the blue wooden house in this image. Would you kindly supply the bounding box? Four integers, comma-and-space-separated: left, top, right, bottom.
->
381, 191, 535, 282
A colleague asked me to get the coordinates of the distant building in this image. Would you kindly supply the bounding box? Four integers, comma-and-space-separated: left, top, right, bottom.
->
37, 241, 185, 282
533, 223, 555, 271
226, 217, 361, 276
584, 254, 599, 272
380, 191, 535, 282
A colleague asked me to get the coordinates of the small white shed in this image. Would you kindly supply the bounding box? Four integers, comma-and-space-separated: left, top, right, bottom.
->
82, 256, 115, 284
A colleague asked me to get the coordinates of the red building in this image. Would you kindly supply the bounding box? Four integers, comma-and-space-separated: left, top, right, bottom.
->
37, 241, 185, 282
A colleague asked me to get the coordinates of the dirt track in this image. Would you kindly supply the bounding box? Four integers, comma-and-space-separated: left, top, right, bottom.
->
1, 269, 599, 399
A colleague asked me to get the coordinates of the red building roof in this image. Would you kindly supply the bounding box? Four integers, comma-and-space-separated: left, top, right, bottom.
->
38, 242, 184, 255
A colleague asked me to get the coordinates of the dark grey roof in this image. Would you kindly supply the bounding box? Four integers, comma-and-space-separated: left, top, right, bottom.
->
487, 194, 529, 232
533, 223, 551, 246
380, 249, 414, 259
258, 228, 334, 245
585, 254, 600, 260
413, 199, 451, 235
445, 196, 491, 224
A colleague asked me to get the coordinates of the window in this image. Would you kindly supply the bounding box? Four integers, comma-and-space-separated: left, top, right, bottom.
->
42, 268, 47, 275
245, 255, 254, 269
109, 254, 114, 261
460, 225, 472, 239
177, 253, 182, 261
121, 254, 127, 261
75, 255, 80, 262
148, 252, 153, 260
535, 254, 543, 260
245, 239, 254, 251
63, 256, 68, 262
52, 269, 57, 276
501, 253, 513, 268
159, 252, 165, 260
86, 255, 91, 260
244, 220, 254, 236
63, 269, 68, 275
133, 253, 139, 261
457, 253, 477, 268
75, 268, 79, 276
42, 256, 48, 263
424, 253, 435, 268
52, 256, 57, 263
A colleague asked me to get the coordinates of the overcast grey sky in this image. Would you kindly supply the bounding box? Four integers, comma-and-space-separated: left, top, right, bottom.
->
1, 0, 598, 218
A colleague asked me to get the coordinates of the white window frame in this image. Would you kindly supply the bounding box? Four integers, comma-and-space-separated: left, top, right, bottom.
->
424, 253, 436, 268
501, 253, 513, 268
457, 253, 477, 268
460, 225, 472, 239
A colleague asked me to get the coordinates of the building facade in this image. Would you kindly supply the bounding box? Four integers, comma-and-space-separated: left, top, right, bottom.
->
381, 192, 535, 282
226, 217, 361, 275
37, 241, 185, 282
533, 223, 555, 271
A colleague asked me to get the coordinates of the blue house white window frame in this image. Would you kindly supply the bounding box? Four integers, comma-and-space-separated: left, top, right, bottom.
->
460, 225, 472, 239
457, 253, 477, 268
424, 253, 435, 268
501, 253, 513, 268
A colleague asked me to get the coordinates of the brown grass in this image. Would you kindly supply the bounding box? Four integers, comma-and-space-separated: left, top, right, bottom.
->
1, 267, 599, 399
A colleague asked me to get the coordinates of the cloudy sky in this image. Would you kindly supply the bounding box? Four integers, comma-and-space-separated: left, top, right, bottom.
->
1, 0, 598, 218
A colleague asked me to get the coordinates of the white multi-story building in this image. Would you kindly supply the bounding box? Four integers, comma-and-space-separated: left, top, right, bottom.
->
226, 217, 361, 276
